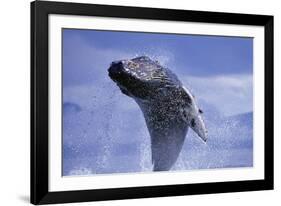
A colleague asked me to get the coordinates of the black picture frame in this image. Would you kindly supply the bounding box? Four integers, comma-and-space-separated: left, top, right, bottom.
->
31, 0, 274, 205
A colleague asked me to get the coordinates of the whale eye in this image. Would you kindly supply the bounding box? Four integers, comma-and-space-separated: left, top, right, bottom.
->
199, 109, 203, 114
191, 119, 196, 127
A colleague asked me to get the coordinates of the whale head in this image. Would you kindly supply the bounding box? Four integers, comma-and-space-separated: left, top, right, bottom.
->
108, 56, 181, 101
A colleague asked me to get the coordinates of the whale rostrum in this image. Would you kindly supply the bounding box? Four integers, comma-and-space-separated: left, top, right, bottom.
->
108, 56, 207, 171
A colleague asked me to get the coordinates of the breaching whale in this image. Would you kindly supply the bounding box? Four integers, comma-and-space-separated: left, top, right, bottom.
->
108, 56, 207, 171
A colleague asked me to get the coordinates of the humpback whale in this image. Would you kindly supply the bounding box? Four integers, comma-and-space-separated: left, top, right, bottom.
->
108, 56, 207, 171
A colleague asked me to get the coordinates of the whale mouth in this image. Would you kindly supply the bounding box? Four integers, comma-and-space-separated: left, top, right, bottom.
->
118, 84, 131, 96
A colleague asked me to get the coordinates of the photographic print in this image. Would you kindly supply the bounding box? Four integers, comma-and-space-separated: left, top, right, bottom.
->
31, 1, 273, 204
62, 29, 253, 176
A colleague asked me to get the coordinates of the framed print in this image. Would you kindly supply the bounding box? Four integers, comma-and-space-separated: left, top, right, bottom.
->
31, 0, 274, 204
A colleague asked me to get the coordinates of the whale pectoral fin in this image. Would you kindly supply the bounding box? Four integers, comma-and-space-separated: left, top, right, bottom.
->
149, 124, 188, 171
